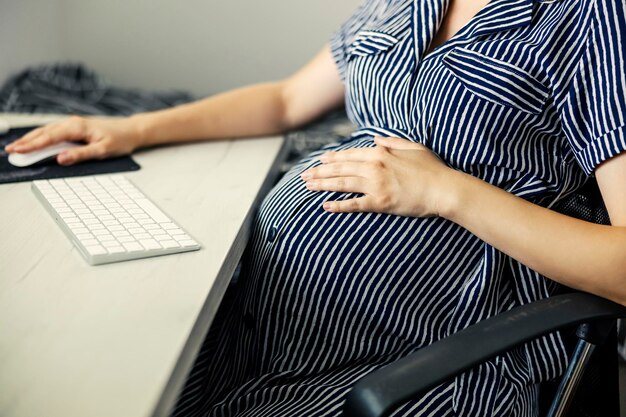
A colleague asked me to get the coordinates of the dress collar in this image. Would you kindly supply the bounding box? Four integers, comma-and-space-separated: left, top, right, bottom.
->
414, 0, 536, 61
466, 0, 535, 39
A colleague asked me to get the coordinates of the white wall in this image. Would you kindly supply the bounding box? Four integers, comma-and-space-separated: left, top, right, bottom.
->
0, 0, 64, 86
0, 0, 361, 97
61, 0, 360, 95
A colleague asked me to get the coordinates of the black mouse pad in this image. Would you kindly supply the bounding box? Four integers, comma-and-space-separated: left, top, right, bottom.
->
0, 126, 140, 184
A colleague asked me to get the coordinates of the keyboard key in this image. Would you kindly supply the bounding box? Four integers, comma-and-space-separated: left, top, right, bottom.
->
139, 239, 161, 250
107, 246, 126, 254
97, 177, 115, 187
90, 223, 107, 231
76, 233, 95, 241
160, 240, 180, 249
70, 226, 89, 235
85, 245, 107, 256
82, 239, 99, 247
154, 233, 172, 241
168, 229, 185, 236
162, 223, 178, 230
122, 242, 143, 252
119, 236, 136, 243
52, 204, 69, 211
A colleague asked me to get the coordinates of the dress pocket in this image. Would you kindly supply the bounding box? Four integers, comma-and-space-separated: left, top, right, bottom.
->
347, 1, 413, 60
442, 47, 550, 114
348, 30, 400, 58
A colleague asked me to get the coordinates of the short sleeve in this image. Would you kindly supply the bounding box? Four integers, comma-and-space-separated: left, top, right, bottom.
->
329, 0, 384, 81
559, 0, 626, 175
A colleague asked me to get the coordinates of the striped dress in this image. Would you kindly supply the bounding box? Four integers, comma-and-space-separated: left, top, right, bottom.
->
173, 0, 626, 416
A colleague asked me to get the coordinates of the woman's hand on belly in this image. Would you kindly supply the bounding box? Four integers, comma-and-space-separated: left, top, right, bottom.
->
300, 136, 460, 217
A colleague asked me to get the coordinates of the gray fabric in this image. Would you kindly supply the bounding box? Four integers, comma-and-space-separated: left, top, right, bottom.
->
0, 63, 194, 116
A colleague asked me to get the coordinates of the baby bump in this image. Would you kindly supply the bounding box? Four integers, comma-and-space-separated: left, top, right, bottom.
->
240, 142, 484, 372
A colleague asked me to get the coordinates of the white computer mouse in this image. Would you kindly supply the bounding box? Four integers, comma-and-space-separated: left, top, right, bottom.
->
8, 141, 81, 167
0, 118, 9, 135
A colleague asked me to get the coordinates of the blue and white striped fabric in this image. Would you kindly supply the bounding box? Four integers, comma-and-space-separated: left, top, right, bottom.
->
173, 0, 626, 416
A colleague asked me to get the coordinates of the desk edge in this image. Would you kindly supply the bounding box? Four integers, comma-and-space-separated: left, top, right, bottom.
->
150, 137, 289, 417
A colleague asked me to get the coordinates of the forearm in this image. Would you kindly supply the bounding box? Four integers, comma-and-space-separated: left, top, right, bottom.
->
131, 82, 291, 148
126, 45, 344, 149
442, 171, 626, 305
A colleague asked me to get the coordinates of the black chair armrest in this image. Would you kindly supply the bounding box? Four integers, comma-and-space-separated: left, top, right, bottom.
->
343, 293, 626, 417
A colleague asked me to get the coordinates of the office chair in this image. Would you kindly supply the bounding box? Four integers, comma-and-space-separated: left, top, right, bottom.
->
343, 179, 626, 417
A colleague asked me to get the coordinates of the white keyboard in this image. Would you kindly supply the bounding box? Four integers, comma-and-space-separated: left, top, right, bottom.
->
32, 175, 200, 265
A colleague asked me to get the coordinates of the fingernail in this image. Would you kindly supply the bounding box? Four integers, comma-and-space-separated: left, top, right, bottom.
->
58, 154, 70, 164
301, 171, 312, 180
320, 153, 330, 163
305, 181, 316, 189
323, 202, 332, 211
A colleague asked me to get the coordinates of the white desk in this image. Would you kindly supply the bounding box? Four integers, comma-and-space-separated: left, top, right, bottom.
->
0, 112, 68, 128
0, 117, 286, 417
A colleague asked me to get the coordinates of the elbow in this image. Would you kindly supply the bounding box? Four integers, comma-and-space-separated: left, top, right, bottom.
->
602, 271, 626, 307
599, 241, 626, 307
618, 280, 626, 307
616, 258, 626, 306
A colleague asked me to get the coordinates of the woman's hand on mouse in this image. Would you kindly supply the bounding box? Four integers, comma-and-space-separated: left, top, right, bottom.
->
4, 116, 142, 166
300, 136, 462, 218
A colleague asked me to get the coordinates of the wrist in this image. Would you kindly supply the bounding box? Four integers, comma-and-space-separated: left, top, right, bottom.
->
127, 113, 155, 149
435, 169, 472, 221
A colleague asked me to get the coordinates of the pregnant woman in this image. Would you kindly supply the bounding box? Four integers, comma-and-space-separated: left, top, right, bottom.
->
6, 0, 626, 415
